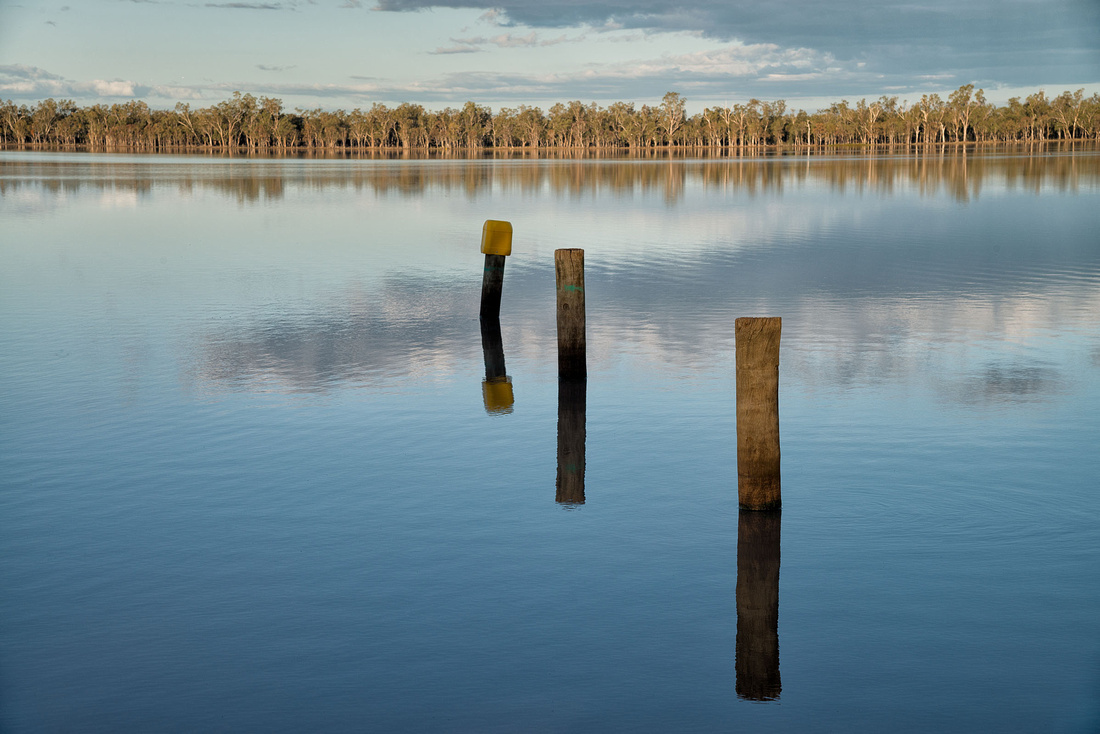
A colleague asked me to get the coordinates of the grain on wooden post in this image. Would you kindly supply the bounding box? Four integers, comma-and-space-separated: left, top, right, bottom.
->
735, 509, 781, 701
480, 254, 506, 321
555, 248, 586, 380
479, 220, 512, 321
735, 316, 781, 510
556, 378, 586, 505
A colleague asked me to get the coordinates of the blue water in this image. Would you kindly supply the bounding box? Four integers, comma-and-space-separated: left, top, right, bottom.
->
2, 150, 1099, 732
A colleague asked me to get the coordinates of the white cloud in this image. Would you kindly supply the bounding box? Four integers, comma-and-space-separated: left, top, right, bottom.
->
431, 45, 483, 55
150, 85, 205, 100
490, 32, 538, 48
92, 80, 137, 96
439, 31, 571, 53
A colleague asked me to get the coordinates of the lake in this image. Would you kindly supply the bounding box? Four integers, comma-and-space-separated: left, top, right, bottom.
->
2, 148, 1099, 732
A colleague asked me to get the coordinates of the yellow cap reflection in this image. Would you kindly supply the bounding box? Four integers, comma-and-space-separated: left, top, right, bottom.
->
482, 378, 514, 415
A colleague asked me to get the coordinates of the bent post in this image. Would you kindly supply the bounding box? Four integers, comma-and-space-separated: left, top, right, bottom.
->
480, 220, 513, 321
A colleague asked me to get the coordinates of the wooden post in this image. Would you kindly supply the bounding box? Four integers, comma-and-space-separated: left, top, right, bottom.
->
479, 220, 512, 321
480, 254, 506, 321
736, 317, 781, 510
480, 317, 513, 415
555, 248, 586, 380
735, 509, 781, 701
556, 378, 586, 505
481, 317, 506, 382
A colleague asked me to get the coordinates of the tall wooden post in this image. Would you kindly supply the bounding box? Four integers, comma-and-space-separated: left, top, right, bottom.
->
480, 220, 512, 321
736, 317, 781, 510
735, 509, 781, 701
556, 378, 586, 505
555, 248, 586, 380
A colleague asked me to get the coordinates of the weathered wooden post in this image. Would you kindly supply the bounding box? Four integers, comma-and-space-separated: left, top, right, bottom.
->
480, 316, 513, 415
480, 220, 512, 321
735, 509, 781, 701
556, 378, 586, 505
555, 248, 586, 380
736, 317, 782, 510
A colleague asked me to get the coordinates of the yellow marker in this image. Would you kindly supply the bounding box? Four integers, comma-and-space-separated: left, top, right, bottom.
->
482, 378, 515, 414
481, 220, 513, 256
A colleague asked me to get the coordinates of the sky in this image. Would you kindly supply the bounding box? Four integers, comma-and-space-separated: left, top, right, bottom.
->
1, 0, 1098, 114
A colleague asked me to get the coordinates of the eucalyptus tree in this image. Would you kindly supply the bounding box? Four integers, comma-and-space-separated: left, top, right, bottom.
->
365, 103, 394, 148
491, 107, 519, 148
459, 101, 491, 148
1087, 94, 1100, 141
546, 103, 570, 147
318, 109, 348, 148
274, 114, 298, 149
437, 107, 464, 150
259, 97, 284, 148
917, 94, 948, 143
635, 105, 660, 148
174, 103, 199, 146
1052, 89, 1086, 140
212, 92, 252, 148
1023, 91, 1051, 141
104, 101, 152, 148
297, 108, 323, 148
0, 100, 28, 143
393, 103, 425, 149
55, 104, 86, 146
570, 101, 594, 147
514, 105, 545, 148
790, 109, 811, 146
347, 108, 371, 149
588, 104, 616, 148
760, 99, 787, 145
978, 99, 1000, 141
854, 98, 880, 144
744, 99, 768, 146
947, 84, 983, 141
728, 103, 752, 147
658, 92, 685, 145
701, 106, 726, 147
29, 99, 62, 145
238, 95, 276, 149
608, 101, 640, 149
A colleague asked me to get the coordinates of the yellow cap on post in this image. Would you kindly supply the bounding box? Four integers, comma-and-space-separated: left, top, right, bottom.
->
482, 378, 514, 414
481, 220, 513, 256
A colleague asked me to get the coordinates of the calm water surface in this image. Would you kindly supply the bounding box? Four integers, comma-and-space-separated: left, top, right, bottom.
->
2, 149, 1099, 732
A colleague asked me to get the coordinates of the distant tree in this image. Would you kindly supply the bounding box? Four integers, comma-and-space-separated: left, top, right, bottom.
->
947, 84, 984, 141
1052, 89, 1086, 140
658, 91, 685, 145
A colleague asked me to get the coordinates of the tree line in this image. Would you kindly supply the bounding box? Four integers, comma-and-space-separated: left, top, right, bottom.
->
2, 86, 1098, 152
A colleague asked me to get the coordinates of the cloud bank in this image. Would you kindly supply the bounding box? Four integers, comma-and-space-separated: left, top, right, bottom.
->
376, 0, 1100, 87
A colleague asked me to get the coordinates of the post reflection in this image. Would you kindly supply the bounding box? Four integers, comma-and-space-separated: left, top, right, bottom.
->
480, 317, 513, 415
735, 509, 781, 701
555, 378, 586, 505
